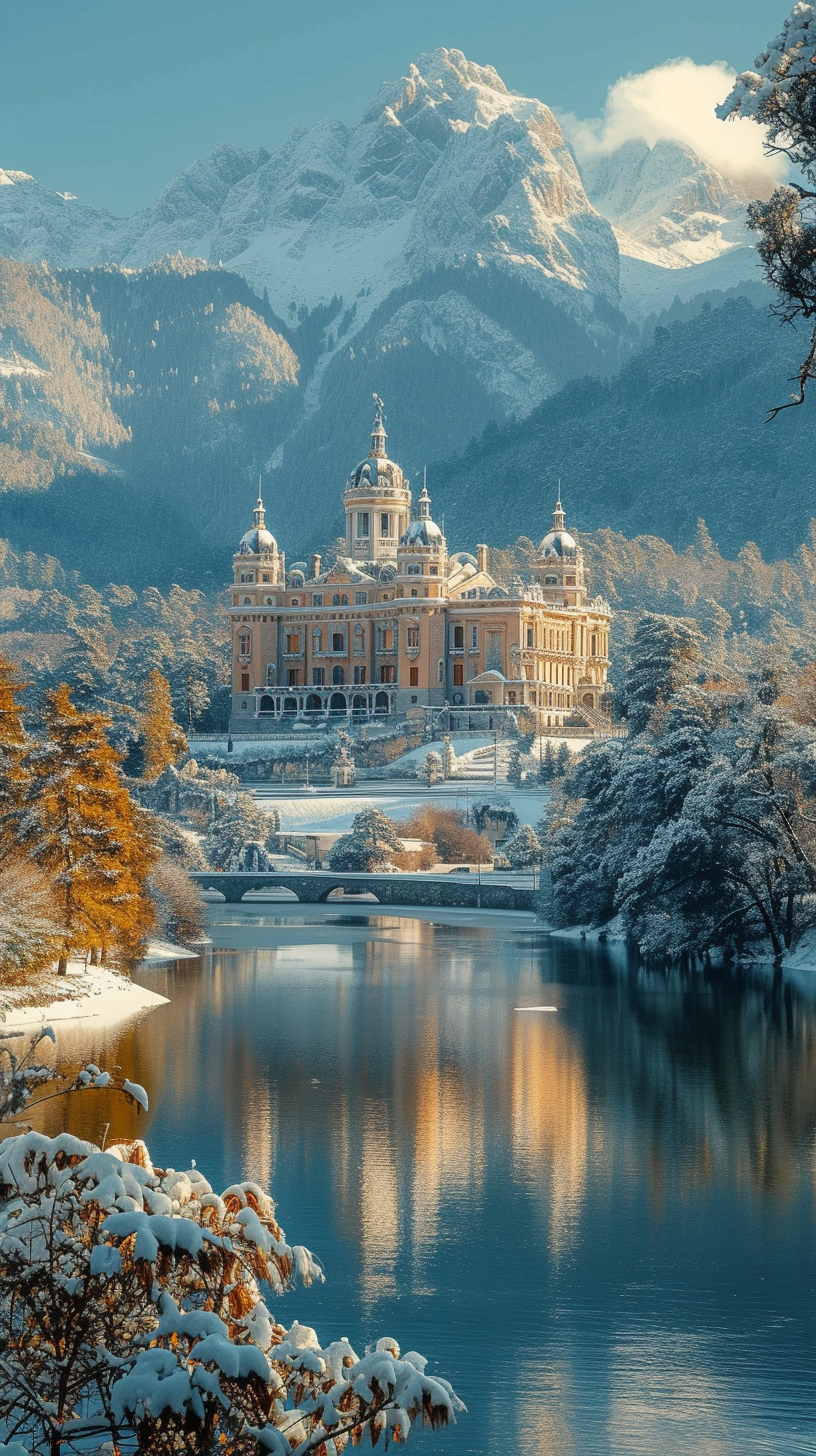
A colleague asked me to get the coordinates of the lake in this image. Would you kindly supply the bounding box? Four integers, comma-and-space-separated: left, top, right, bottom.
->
44, 906, 816, 1455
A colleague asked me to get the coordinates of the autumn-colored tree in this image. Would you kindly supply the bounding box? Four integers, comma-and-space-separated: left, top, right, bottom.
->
140, 668, 187, 780
18, 684, 158, 971
0, 652, 30, 859
403, 804, 493, 864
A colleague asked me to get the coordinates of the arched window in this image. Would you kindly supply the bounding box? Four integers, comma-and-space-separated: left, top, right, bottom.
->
332, 594, 340, 606
332, 665, 345, 685
259, 695, 274, 714
243, 597, 252, 605
545, 576, 557, 586
265, 663, 276, 685
341, 594, 349, 605
312, 627, 322, 652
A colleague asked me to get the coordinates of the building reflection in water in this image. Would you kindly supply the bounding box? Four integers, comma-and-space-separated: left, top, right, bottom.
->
25, 909, 816, 1456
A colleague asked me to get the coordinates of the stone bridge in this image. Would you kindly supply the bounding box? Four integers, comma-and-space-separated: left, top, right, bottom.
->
190, 870, 537, 913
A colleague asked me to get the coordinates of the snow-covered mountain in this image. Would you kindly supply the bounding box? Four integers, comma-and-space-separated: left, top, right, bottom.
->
0, 49, 770, 574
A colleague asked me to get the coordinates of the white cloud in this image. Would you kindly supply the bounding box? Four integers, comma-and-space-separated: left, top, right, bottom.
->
561, 58, 787, 196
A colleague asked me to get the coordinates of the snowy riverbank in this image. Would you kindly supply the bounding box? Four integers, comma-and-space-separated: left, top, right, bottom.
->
0, 957, 173, 1031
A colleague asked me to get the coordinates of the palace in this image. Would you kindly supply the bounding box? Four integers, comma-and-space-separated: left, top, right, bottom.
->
229, 400, 611, 733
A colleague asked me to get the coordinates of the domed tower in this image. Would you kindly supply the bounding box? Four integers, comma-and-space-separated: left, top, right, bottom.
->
531, 490, 587, 607
396, 483, 447, 594
343, 396, 412, 563
232, 492, 283, 592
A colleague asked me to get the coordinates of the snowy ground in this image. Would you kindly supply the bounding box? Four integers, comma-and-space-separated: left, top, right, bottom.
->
0, 953, 176, 1031
256, 783, 547, 834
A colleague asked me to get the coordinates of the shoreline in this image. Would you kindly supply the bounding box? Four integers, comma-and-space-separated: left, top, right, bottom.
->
0, 953, 179, 1033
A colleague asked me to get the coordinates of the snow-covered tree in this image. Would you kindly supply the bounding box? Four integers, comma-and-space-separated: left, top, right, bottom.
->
17, 685, 157, 971
139, 668, 187, 780
205, 793, 276, 870
0, 1129, 463, 1456
423, 749, 444, 785
718, 3, 816, 414
504, 824, 543, 867
327, 808, 405, 872
0, 859, 63, 983
622, 613, 704, 734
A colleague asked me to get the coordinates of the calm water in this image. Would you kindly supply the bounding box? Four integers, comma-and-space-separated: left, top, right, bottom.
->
47, 907, 816, 1455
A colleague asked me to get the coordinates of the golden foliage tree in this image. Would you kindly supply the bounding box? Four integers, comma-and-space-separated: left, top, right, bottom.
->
141, 667, 187, 780
0, 651, 30, 858
18, 684, 158, 971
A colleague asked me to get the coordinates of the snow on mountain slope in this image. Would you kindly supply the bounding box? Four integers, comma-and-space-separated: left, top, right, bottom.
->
579, 136, 753, 267
1, 53, 619, 319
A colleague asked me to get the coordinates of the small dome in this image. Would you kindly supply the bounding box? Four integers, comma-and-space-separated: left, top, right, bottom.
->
401, 517, 443, 547
239, 526, 277, 555
537, 491, 576, 558
537, 528, 577, 559
238, 494, 277, 555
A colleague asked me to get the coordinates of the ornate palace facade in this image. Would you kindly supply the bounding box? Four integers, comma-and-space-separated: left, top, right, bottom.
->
229, 401, 611, 732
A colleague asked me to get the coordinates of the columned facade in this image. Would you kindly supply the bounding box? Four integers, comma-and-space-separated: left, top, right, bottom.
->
229, 403, 612, 733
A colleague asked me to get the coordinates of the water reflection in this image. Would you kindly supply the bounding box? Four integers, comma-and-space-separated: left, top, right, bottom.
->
27, 909, 816, 1455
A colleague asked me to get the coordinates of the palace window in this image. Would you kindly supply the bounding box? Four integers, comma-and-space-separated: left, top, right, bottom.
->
238, 633, 251, 656
545, 575, 557, 586
312, 593, 324, 607
243, 597, 252, 605
486, 633, 503, 672
453, 663, 464, 686
240, 573, 254, 583
332, 594, 340, 606
341, 594, 349, 605
332, 665, 345, 685
377, 626, 394, 651
332, 631, 345, 652
241, 673, 250, 692
437, 659, 444, 683
430, 566, 438, 575
312, 667, 325, 686
357, 512, 370, 538
591, 634, 598, 656
411, 589, 418, 597
262, 573, 270, 582
286, 633, 299, 654
291, 598, 300, 606
381, 513, 390, 536
266, 664, 276, 685
566, 576, 575, 586
312, 627, 323, 651
526, 626, 534, 647
453, 624, 464, 650
287, 669, 302, 686
379, 665, 395, 684
355, 590, 367, 604
354, 665, 367, 684
409, 665, 419, 686
407, 626, 419, 650
354, 623, 365, 654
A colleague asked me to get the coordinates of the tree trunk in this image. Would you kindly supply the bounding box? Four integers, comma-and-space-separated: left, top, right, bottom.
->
57, 955, 67, 976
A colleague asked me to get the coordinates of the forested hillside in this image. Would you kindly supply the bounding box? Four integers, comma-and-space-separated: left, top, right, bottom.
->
431, 298, 815, 560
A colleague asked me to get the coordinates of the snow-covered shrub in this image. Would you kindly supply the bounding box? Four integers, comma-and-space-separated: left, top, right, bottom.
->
504, 824, 543, 867
205, 793, 277, 870
327, 809, 405, 872
149, 855, 206, 945
424, 750, 444, 785
0, 858, 63, 984
0, 1129, 463, 1455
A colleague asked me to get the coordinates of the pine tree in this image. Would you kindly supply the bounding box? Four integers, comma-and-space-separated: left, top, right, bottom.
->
18, 684, 158, 971
141, 668, 188, 780
0, 653, 30, 858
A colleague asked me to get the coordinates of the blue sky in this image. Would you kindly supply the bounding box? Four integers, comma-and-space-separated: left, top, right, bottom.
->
2, 0, 787, 211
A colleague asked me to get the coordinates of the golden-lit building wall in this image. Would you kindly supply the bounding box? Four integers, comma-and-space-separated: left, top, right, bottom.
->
228, 414, 612, 732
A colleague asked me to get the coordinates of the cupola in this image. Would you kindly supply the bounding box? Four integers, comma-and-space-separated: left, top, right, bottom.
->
531, 489, 586, 607
238, 494, 278, 557
342, 395, 412, 563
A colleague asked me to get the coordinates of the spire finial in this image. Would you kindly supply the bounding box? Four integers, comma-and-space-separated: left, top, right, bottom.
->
552, 482, 566, 531
370, 394, 387, 458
